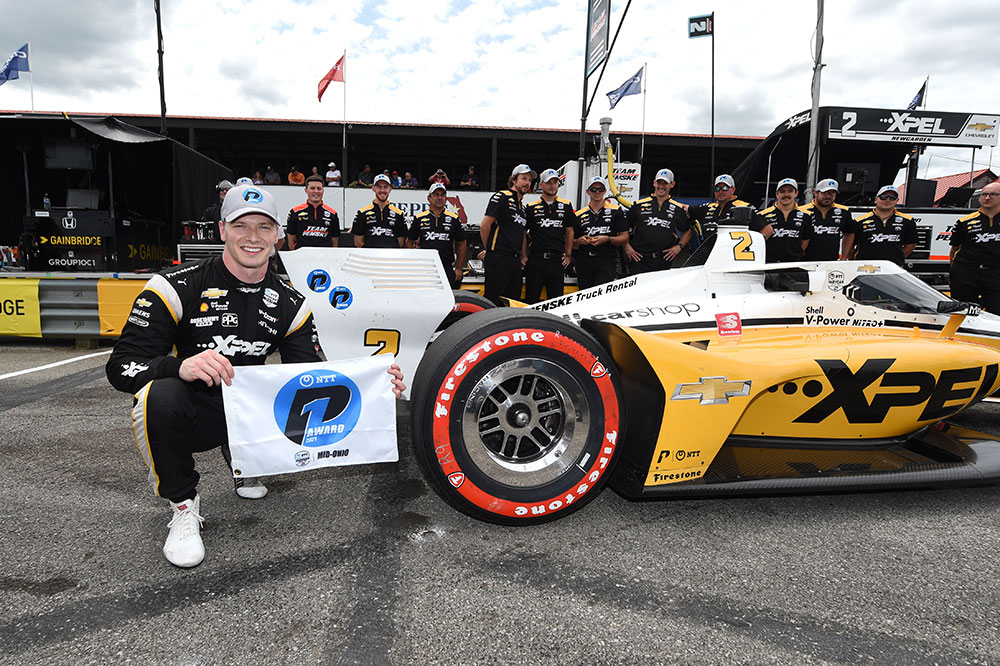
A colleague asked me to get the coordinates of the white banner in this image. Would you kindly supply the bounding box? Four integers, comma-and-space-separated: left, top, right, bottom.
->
261, 185, 497, 232
223, 356, 397, 478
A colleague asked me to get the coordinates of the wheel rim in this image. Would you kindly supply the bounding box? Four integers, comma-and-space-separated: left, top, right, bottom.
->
461, 357, 590, 487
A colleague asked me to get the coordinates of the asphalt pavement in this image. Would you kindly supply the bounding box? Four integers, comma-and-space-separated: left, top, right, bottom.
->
1, 341, 999, 665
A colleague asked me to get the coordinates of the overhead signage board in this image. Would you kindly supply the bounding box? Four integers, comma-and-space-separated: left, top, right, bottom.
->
827, 108, 998, 148
586, 0, 610, 77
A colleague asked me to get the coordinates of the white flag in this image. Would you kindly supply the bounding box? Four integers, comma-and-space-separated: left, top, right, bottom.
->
223, 356, 397, 478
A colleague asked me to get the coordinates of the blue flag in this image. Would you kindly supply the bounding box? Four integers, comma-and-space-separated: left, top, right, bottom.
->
906, 78, 927, 110
0, 43, 29, 87
607, 67, 643, 110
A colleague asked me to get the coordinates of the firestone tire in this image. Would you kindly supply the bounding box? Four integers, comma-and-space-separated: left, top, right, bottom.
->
435, 290, 495, 333
412, 308, 625, 525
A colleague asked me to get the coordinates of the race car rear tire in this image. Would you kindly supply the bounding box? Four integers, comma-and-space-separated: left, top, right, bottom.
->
412, 308, 624, 525
435, 290, 495, 333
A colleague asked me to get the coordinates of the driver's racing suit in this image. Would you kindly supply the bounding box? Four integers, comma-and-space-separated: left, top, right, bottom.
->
106, 256, 320, 502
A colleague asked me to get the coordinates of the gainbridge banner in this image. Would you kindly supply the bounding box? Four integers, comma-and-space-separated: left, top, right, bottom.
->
0, 278, 41, 337
223, 356, 397, 478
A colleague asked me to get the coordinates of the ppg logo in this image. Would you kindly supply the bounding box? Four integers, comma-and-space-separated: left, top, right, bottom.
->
330, 286, 353, 310
273, 369, 361, 447
308, 269, 331, 293
243, 188, 264, 203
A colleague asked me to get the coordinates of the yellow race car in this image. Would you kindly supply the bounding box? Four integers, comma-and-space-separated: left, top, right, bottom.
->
411, 227, 1000, 524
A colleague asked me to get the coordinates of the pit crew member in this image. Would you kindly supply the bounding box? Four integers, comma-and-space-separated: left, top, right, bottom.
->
352, 174, 407, 248
759, 178, 812, 262
286, 175, 340, 249
800, 178, 852, 261
623, 168, 691, 274
841, 185, 916, 265
480, 164, 533, 305
200, 179, 232, 224
688, 174, 772, 247
568, 177, 628, 289
407, 183, 467, 289
523, 168, 573, 303
106, 184, 405, 568
949, 181, 1000, 314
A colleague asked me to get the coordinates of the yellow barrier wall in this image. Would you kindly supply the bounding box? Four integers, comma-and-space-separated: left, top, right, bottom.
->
97, 278, 148, 337
0, 279, 42, 337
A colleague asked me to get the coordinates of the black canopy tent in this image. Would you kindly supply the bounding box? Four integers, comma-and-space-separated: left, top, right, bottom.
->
3, 114, 231, 271
731, 107, 911, 208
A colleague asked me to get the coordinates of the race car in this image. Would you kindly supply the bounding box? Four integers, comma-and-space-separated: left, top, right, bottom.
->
410, 227, 1000, 525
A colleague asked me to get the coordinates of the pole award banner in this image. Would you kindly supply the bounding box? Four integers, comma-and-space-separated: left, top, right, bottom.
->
224, 356, 397, 478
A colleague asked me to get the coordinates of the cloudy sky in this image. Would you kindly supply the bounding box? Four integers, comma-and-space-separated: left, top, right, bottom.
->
1, 0, 997, 182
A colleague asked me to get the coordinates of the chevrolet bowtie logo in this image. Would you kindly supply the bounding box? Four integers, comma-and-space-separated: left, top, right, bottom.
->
857, 264, 881, 273
671, 376, 751, 405
968, 123, 995, 132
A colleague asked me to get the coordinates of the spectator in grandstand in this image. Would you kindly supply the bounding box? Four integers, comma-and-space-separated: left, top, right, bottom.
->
200, 179, 233, 223
759, 178, 812, 263
949, 181, 1000, 313
402, 171, 419, 189
841, 185, 916, 265
354, 164, 374, 188
286, 175, 340, 249
480, 164, 534, 305
568, 176, 628, 290
252, 171, 264, 185
523, 168, 573, 302
408, 183, 467, 288
428, 169, 451, 186
325, 162, 342, 187
688, 174, 772, 247
391, 170, 403, 187
624, 168, 691, 274
800, 178, 853, 261
352, 174, 407, 248
263, 166, 281, 185
459, 166, 480, 190
287, 166, 305, 186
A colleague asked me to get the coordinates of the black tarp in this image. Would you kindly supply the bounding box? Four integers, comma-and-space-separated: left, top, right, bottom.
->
731, 107, 911, 207
71, 116, 231, 224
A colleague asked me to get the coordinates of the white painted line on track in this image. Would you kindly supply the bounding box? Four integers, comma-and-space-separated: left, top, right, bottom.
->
0, 349, 113, 381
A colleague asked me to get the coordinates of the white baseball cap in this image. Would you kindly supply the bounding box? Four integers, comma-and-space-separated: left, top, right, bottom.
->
235, 176, 254, 187
714, 174, 736, 188
221, 185, 279, 224
776, 177, 798, 191
654, 168, 675, 183
510, 164, 537, 179
538, 168, 560, 183
587, 176, 608, 191
373, 174, 392, 186
328, 161, 336, 167
428, 182, 447, 194
815, 178, 839, 192
876, 185, 899, 198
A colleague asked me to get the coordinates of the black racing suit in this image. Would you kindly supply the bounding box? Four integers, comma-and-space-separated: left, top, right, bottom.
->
524, 196, 573, 302
106, 256, 320, 502
950, 209, 1000, 314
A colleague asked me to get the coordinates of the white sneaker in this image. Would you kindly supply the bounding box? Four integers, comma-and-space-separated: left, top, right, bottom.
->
163, 496, 205, 568
234, 477, 268, 500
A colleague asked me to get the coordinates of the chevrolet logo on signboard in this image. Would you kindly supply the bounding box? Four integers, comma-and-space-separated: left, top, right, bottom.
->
968, 123, 996, 132
671, 377, 751, 405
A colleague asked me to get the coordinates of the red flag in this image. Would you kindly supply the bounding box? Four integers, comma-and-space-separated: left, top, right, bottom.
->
318, 55, 345, 102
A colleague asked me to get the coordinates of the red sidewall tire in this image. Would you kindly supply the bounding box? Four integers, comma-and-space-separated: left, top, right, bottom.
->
413, 309, 624, 525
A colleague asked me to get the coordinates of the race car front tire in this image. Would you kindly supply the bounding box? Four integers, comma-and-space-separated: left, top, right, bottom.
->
412, 308, 624, 525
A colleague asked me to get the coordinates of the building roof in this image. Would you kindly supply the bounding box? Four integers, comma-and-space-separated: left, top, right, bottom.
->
899, 168, 997, 204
